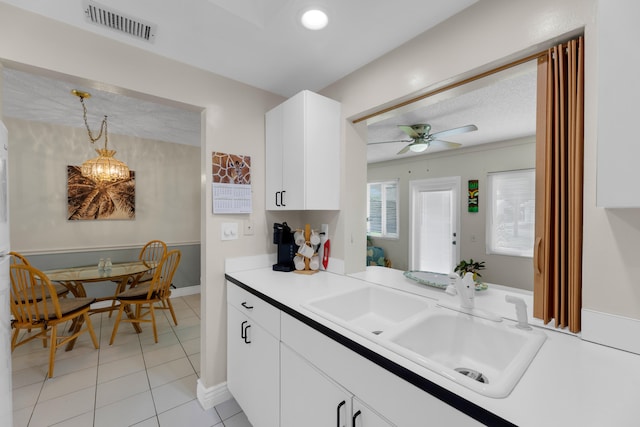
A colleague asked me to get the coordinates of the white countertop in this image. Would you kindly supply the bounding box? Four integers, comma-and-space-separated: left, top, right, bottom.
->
226, 263, 640, 426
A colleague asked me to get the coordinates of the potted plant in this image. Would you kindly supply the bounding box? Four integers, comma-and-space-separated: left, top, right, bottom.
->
454, 259, 486, 283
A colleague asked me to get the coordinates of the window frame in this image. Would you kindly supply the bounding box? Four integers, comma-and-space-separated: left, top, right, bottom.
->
486, 168, 536, 258
366, 179, 399, 240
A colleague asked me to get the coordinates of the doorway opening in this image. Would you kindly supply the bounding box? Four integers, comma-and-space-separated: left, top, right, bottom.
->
409, 176, 460, 274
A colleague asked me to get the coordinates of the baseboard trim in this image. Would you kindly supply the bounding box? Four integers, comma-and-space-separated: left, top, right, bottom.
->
197, 379, 232, 410
172, 284, 200, 297
91, 285, 200, 310
582, 308, 640, 355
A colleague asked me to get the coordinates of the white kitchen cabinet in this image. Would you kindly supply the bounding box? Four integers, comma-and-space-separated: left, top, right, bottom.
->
227, 283, 280, 427
265, 90, 341, 210
596, 0, 640, 207
281, 344, 393, 427
226, 281, 483, 426
281, 312, 482, 426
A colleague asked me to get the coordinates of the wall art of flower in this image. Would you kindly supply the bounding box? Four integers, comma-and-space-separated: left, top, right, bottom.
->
67, 165, 135, 220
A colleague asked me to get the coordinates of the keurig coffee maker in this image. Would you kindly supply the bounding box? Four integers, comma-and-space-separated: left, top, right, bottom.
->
273, 222, 296, 271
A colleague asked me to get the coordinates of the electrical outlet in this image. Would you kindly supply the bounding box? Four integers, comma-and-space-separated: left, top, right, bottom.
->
244, 220, 254, 236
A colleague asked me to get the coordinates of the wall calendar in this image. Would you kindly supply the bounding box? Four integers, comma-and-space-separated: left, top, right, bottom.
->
212, 152, 252, 214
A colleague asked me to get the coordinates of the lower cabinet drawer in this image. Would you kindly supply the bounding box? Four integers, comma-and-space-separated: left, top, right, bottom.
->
227, 281, 280, 338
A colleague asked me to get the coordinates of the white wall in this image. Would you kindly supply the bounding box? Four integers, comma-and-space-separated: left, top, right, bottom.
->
368, 138, 535, 290
323, 0, 593, 277
0, 2, 283, 397
6, 118, 200, 252
322, 0, 640, 328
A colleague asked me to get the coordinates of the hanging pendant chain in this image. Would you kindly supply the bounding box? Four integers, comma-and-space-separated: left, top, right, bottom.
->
79, 97, 109, 149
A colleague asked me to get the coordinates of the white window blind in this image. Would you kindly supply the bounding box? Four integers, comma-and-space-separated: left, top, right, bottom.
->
487, 169, 535, 257
367, 180, 398, 238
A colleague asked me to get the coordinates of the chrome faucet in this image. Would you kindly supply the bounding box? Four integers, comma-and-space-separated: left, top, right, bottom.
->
442, 273, 502, 322
505, 295, 532, 330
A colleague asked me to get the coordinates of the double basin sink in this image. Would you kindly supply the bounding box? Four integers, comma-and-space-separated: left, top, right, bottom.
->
302, 285, 546, 398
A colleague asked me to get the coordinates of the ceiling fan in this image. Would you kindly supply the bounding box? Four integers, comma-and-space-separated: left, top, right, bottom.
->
370, 123, 478, 155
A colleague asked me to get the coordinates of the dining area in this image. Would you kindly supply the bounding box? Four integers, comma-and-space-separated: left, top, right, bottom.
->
9, 240, 182, 378
11, 283, 207, 426
7, 240, 250, 426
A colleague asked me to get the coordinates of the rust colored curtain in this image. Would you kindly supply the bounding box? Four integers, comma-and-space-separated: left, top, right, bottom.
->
533, 37, 584, 333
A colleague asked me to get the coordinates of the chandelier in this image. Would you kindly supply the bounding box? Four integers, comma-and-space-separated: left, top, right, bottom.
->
72, 89, 130, 182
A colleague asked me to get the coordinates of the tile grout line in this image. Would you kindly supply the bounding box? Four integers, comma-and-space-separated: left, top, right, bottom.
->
13, 296, 230, 427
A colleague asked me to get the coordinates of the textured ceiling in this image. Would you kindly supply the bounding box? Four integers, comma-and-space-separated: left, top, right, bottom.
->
2, 68, 202, 147
366, 60, 537, 163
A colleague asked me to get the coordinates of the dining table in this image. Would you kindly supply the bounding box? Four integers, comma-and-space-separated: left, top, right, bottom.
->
43, 260, 157, 348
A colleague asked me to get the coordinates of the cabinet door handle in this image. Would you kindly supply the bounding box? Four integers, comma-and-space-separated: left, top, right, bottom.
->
241, 301, 254, 310
352, 410, 362, 426
241, 320, 248, 339
275, 191, 281, 207
281, 190, 286, 207
243, 323, 251, 344
336, 400, 346, 427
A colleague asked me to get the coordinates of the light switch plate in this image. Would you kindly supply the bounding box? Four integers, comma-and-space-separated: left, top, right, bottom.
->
221, 222, 238, 240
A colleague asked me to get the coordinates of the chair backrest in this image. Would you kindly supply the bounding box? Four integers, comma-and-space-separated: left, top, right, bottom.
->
139, 240, 167, 264
9, 251, 31, 266
138, 240, 167, 282
10, 264, 63, 323
149, 249, 181, 299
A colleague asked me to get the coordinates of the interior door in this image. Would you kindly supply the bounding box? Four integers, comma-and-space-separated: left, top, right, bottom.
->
409, 177, 460, 274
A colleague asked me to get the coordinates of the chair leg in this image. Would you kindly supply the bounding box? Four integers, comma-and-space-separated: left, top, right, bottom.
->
48, 324, 57, 378
166, 298, 178, 326
109, 304, 126, 345
84, 313, 99, 349
10, 329, 19, 352
109, 280, 128, 318
42, 325, 48, 348
150, 304, 158, 343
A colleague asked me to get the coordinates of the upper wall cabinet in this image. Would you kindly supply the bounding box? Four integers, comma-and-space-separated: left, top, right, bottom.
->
266, 90, 341, 210
596, 0, 640, 207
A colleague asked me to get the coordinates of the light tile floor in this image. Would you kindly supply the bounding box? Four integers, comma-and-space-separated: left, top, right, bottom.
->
11, 294, 251, 427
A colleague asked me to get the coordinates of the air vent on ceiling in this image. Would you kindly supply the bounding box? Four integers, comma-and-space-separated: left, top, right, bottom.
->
83, 0, 157, 42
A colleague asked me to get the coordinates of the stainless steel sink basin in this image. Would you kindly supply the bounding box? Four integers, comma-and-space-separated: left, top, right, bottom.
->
383, 308, 546, 398
303, 285, 432, 337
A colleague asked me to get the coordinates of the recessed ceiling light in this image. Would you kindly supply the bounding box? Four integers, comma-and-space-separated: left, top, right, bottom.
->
301, 9, 328, 30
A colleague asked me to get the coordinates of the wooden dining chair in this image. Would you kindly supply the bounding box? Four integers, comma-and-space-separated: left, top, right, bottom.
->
136, 240, 168, 286
10, 251, 70, 299
109, 249, 181, 345
108, 240, 168, 317
136, 241, 178, 324
10, 264, 99, 378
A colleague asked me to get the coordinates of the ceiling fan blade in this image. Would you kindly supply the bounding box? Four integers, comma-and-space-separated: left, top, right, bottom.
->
397, 144, 412, 155
368, 139, 412, 145
397, 125, 422, 139
430, 140, 462, 149
429, 124, 477, 140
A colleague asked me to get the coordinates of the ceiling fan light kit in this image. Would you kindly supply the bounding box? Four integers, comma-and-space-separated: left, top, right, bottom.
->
409, 144, 429, 153
371, 123, 478, 156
